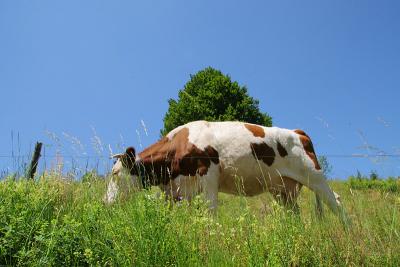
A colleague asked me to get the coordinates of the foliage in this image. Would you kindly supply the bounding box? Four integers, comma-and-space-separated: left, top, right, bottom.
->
161, 67, 272, 135
347, 175, 400, 192
369, 170, 379, 180
317, 155, 333, 178
355, 170, 363, 180
0, 176, 399, 266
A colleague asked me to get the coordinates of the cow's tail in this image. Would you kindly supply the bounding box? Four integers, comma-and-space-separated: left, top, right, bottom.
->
307, 173, 351, 228
294, 129, 350, 226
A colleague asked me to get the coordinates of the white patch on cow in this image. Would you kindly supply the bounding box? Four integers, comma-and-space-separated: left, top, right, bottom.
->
112, 159, 123, 175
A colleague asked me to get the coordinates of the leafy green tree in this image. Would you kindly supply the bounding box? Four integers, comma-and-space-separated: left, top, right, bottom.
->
161, 67, 272, 135
355, 170, 363, 180
369, 170, 379, 180
318, 155, 333, 179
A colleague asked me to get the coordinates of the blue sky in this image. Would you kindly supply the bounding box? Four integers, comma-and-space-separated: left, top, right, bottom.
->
1, 1, 399, 178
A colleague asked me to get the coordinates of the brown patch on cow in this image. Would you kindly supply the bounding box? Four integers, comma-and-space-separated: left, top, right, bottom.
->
244, 123, 265, 138
130, 127, 220, 185
250, 142, 275, 166
176, 141, 220, 177
204, 146, 220, 165
277, 141, 288, 157
294, 129, 321, 170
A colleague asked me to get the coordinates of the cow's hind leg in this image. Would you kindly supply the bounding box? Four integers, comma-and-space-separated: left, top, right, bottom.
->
272, 192, 300, 214
271, 176, 302, 214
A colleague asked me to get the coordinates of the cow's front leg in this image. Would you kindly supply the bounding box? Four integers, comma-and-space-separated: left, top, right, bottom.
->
175, 175, 201, 202
200, 163, 220, 213
160, 179, 180, 202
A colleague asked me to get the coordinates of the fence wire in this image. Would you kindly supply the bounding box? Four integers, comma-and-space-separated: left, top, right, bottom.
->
1, 154, 400, 159
1, 153, 399, 179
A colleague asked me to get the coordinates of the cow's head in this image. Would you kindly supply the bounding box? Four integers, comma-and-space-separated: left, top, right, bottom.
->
111, 146, 137, 176
104, 147, 142, 204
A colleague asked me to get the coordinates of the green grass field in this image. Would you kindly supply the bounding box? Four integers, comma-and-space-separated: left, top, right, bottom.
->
0, 176, 399, 266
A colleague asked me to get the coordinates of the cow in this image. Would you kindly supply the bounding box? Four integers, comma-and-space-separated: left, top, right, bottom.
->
105, 121, 345, 219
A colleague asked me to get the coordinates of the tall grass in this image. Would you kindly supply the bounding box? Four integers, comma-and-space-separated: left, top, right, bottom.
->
0, 176, 399, 266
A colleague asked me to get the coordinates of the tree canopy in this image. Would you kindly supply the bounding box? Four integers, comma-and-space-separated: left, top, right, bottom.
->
161, 67, 272, 135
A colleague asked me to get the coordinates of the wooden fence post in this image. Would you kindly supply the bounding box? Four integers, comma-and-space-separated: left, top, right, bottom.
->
27, 142, 43, 180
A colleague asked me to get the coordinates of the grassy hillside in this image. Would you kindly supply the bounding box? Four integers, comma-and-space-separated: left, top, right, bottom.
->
0, 176, 399, 266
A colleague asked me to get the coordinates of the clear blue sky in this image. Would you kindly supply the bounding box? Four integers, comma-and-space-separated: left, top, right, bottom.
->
1, 1, 399, 178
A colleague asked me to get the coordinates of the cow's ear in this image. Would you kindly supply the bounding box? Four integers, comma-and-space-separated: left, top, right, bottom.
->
125, 147, 136, 160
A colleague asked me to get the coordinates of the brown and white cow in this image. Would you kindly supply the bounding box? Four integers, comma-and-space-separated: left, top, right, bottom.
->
105, 121, 343, 217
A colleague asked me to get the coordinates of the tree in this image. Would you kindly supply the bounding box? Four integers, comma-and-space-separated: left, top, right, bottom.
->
318, 155, 333, 179
369, 170, 379, 180
161, 67, 272, 135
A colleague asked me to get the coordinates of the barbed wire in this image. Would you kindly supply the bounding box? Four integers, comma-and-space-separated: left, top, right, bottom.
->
0, 154, 400, 159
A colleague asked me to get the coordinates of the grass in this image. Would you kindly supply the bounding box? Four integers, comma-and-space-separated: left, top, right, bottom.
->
0, 175, 399, 266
